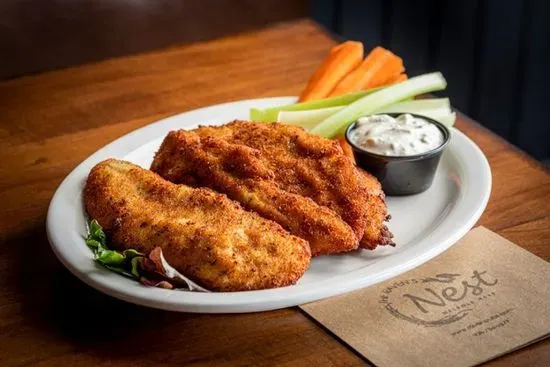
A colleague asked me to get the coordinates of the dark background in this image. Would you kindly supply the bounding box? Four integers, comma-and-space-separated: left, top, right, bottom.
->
312, 0, 550, 164
2, 0, 548, 163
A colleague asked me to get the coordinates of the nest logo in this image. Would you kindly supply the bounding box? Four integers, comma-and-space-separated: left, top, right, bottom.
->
379, 271, 498, 327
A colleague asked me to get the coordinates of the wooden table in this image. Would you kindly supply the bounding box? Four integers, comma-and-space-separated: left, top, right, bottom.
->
0, 19, 548, 366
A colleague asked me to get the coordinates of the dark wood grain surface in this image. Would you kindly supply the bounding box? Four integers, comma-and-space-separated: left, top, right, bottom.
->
0, 19, 548, 366
0, 0, 308, 80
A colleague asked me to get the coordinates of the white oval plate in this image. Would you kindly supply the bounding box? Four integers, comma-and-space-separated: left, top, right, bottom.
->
47, 97, 491, 313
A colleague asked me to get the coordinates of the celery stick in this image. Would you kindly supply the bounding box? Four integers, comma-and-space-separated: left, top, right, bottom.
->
250, 108, 264, 121
310, 72, 447, 138
375, 98, 454, 126
277, 106, 344, 130
249, 88, 380, 122
277, 98, 453, 131
376, 98, 451, 114
406, 109, 455, 126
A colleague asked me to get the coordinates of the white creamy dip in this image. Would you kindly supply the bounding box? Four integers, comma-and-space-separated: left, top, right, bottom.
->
349, 114, 444, 156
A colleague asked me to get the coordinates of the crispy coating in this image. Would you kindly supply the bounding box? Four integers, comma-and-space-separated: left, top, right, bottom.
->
170, 121, 392, 249
190, 121, 369, 241
357, 169, 394, 249
84, 159, 311, 291
337, 139, 394, 249
151, 129, 359, 256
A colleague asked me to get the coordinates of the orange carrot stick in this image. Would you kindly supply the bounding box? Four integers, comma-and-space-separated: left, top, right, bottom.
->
370, 72, 408, 88
365, 55, 404, 89
336, 138, 356, 164
328, 47, 402, 97
299, 41, 364, 102
386, 73, 408, 84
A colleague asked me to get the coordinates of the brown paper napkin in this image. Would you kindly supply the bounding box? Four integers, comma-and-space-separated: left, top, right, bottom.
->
301, 227, 550, 367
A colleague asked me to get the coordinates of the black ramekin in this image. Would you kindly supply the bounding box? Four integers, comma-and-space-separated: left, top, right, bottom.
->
345, 113, 451, 196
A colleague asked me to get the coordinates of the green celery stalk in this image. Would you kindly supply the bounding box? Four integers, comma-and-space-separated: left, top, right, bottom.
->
310, 72, 447, 137
375, 98, 455, 126
277, 106, 344, 130
277, 98, 452, 130
376, 98, 451, 114
250, 88, 380, 122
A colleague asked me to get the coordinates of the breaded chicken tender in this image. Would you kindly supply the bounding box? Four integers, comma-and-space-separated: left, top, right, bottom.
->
191, 121, 369, 241
151, 132, 358, 256
84, 159, 311, 291
152, 121, 393, 251
357, 169, 394, 249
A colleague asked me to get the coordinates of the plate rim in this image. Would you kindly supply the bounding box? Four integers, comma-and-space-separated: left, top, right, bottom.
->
46, 97, 492, 313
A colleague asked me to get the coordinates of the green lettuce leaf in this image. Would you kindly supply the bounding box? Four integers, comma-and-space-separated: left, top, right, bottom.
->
86, 220, 143, 278
84, 220, 208, 291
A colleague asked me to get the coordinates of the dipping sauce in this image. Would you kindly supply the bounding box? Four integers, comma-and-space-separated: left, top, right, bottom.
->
349, 114, 444, 156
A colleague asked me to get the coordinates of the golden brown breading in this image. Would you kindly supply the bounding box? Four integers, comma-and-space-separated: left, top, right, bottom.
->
357, 169, 394, 249
185, 121, 392, 249
191, 121, 369, 241
84, 159, 311, 291
151, 131, 359, 256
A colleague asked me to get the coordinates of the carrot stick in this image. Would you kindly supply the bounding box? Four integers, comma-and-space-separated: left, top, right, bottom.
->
386, 73, 408, 84
336, 138, 356, 164
328, 47, 403, 97
370, 73, 408, 88
365, 56, 404, 89
299, 41, 364, 102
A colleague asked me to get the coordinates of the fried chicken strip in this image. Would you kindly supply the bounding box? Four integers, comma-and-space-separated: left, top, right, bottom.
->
151, 131, 359, 256
189, 121, 392, 249
84, 159, 311, 291
191, 121, 369, 241
357, 169, 394, 249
